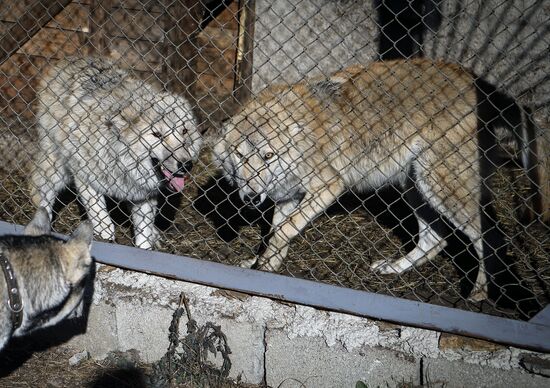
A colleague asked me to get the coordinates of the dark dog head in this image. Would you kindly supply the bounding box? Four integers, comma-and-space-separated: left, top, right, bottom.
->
10, 208, 94, 336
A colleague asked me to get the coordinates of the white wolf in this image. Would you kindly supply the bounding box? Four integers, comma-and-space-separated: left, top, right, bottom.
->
32, 57, 203, 249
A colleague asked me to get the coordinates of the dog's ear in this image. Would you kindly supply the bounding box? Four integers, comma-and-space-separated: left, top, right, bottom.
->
24, 207, 51, 236
69, 221, 94, 248
62, 221, 94, 285
82, 58, 124, 93
311, 79, 343, 99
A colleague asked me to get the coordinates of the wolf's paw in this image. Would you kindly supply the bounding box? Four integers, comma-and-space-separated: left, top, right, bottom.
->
370, 259, 400, 274
239, 258, 258, 269
153, 238, 168, 251
467, 287, 488, 302
135, 240, 154, 250
134, 235, 159, 250
94, 219, 115, 242
134, 227, 161, 250
257, 260, 281, 272
96, 229, 115, 243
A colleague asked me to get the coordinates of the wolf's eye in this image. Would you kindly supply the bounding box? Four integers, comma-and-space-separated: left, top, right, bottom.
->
152, 131, 163, 139
264, 152, 274, 160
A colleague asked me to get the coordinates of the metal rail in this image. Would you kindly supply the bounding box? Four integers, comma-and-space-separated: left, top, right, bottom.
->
0, 220, 548, 353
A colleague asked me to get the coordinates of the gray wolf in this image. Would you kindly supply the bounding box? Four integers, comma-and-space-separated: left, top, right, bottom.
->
214, 58, 546, 314
32, 57, 203, 249
0, 208, 93, 352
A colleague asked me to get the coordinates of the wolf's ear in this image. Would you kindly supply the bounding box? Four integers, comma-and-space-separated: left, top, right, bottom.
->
83, 59, 124, 93
311, 78, 344, 99
24, 207, 51, 236
219, 117, 232, 134
69, 221, 94, 248
63, 221, 94, 284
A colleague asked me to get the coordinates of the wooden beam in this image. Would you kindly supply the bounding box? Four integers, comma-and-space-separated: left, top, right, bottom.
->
164, 0, 204, 98
232, 0, 255, 104
0, 0, 72, 66
87, 0, 114, 56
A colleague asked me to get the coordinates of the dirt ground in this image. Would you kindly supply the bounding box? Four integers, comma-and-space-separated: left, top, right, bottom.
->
0, 345, 258, 388
1, 345, 150, 388
0, 294, 259, 388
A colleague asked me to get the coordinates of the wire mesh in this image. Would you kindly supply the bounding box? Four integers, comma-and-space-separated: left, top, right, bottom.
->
0, 0, 548, 321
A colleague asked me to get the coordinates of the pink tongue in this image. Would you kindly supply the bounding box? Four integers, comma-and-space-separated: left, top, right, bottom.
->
162, 169, 186, 192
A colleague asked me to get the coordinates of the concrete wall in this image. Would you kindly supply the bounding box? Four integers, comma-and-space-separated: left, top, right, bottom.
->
67, 264, 550, 387
252, 0, 379, 91
252, 0, 550, 117
423, 0, 550, 111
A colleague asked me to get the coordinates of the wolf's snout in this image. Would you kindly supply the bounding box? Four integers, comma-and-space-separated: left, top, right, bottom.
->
242, 192, 264, 207
175, 160, 194, 177
161, 159, 194, 192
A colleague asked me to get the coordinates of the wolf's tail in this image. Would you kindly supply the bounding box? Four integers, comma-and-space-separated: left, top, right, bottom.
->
518, 108, 550, 223
474, 78, 545, 319
475, 77, 548, 223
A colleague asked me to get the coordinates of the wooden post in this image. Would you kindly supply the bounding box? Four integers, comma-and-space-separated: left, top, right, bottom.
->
0, 0, 72, 66
164, 0, 204, 98
87, 0, 114, 56
233, 0, 255, 104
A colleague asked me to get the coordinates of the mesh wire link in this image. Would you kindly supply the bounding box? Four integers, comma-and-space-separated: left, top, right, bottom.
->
0, 0, 549, 321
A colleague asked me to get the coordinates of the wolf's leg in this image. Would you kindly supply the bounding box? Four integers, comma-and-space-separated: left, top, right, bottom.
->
239, 198, 300, 269
132, 198, 159, 250
256, 179, 345, 272
413, 155, 488, 301
31, 149, 69, 219
371, 217, 447, 274
371, 171, 449, 274
75, 179, 115, 242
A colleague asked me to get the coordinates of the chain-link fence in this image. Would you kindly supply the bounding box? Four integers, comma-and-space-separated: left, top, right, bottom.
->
0, 0, 549, 322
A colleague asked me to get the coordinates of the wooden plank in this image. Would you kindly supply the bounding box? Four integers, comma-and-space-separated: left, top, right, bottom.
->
0, 0, 73, 66
197, 46, 237, 64
104, 8, 164, 41
197, 26, 237, 48
87, 0, 114, 55
15, 26, 88, 59
0, 53, 49, 78
2, 2, 90, 33
195, 73, 234, 96
195, 55, 235, 77
164, 0, 204, 96
107, 38, 164, 72
116, 0, 168, 13
1, 0, 47, 21
233, 0, 255, 103
0, 74, 38, 119
209, 1, 239, 29
45, 3, 90, 32
0, 55, 49, 120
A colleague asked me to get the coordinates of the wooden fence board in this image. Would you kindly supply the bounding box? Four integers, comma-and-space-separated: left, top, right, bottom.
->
2, 2, 89, 33
104, 8, 164, 41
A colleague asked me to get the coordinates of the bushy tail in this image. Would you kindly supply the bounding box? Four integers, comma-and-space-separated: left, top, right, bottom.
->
476, 77, 548, 223
517, 108, 549, 223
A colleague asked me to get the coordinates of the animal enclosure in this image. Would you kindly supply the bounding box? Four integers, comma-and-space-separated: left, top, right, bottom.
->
0, 0, 549, 328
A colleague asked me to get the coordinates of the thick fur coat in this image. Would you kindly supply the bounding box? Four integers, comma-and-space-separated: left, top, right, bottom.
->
0, 209, 93, 351
32, 57, 202, 249
215, 58, 545, 317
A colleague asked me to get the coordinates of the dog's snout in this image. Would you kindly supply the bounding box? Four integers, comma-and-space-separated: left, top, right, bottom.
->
176, 160, 194, 176
242, 192, 263, 207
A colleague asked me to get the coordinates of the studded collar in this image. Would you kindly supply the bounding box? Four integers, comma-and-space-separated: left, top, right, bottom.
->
0, 252, 23, 329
